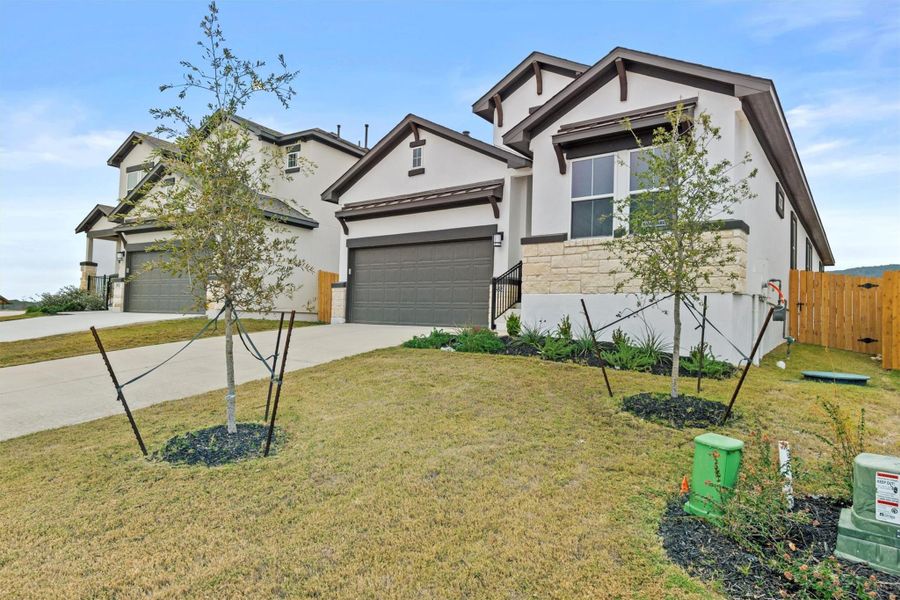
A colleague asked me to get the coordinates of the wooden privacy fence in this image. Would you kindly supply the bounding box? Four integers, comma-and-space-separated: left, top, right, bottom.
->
317, 270, 339, 323
788, 269, 900, 369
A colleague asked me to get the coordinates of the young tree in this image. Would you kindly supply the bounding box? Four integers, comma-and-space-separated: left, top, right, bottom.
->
605, 105, 757, 399
132, 2, 313, 433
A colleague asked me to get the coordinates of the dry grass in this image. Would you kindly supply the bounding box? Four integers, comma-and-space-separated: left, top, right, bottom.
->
0, 317, 320, 368
0, 343, 897, 599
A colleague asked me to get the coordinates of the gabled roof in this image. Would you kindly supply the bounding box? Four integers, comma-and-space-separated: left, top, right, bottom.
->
321, 114, 530, 204
230, 115, 367, 157
75, 203, 117, 234
107, 132, 177, 168
472, 51, 589, 122
501, 46, 833, 266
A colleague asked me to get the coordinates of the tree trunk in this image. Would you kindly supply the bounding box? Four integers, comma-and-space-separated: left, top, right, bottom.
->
671, 292, 681, 399
223, 301, 237, 433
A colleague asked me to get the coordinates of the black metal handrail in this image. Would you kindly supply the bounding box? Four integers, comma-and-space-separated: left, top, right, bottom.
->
490, 261, 522, 330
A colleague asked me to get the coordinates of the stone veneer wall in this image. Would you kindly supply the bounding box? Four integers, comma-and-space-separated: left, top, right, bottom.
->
331, 285, 346, 324
522, 229, 748, 295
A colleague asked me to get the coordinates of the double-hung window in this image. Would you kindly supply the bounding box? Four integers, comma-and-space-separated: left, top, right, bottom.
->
570, 154, 614, 239
285, 144, 301, 170
125, 168, 147, 195
628, 148, 668, 232
412, 146, 423, 169
805, 238, 813, 271
790, 212, 798, 270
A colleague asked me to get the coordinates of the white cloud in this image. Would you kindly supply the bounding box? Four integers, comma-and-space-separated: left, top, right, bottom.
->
0, 98, 129, 170
786, 92, 900, 131
744, 2, 864, 39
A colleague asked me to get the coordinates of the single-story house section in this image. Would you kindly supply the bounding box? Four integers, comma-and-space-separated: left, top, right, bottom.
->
323, 48, 834, 363
75, 119, 366, 319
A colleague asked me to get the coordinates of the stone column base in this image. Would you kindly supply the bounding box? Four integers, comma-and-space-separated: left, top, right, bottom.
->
331, 284, 346, 324
79, 262, 98, 290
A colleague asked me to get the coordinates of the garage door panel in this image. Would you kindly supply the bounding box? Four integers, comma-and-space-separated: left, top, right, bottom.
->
349, 238, 492, 327
125, 251, 204, 314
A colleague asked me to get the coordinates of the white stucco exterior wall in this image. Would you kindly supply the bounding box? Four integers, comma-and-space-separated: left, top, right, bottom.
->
492, 70, 578, 147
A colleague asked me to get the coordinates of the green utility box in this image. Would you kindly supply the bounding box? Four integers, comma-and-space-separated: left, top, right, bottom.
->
835, 453, 900, 576
684, 433, 744, 519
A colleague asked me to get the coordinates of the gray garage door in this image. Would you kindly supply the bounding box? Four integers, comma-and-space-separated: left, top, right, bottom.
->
125, 251, 203, 314
349, 239, 493, 326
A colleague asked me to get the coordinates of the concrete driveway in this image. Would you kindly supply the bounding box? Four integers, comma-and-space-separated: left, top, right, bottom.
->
0, 311, 197, 342
0, 323, 429, 441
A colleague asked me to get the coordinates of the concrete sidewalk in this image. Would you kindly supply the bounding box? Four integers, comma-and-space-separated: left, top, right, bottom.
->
0, 323, 429, 441
0, 311, 196, 342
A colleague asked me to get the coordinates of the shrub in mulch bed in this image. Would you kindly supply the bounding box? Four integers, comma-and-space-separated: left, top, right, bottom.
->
660, 496, 899, 599
622, 392, 729, 428
155, 423, 279, 467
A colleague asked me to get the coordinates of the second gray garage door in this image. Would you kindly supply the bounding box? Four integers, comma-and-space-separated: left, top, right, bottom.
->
125, 251, 204, 314
349, 239, 493, 326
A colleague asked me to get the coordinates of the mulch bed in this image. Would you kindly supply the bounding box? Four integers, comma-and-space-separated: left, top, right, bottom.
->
155, 423, 278, 467
622, 392, 729, 428
496, 336, 735, 378
660, 496, 900, 599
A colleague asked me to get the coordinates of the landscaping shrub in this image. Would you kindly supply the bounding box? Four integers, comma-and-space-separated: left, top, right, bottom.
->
611, 327, 631, 347
681, 343, 734, 379
601, 338, 655, 372
453, 327, 505, 354
810, 400, 867, 501
539, 336, 574, 361
29, 285, 106, 314
514, 321, 547, 350
572, 327, 596, 357
556, 314, 572, 340
504, 312, 521, 337
634, 325, 670, 365
402, 329, 453, 349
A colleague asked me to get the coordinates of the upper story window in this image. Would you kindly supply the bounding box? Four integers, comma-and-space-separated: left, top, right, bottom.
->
570, 154, 614, 239
285, 145, 301, 170
125, 168, 146, 195
412, 147, 423, 169
790, 212, 798, 270
805, 238, 813, 271
775, 182, 785, 219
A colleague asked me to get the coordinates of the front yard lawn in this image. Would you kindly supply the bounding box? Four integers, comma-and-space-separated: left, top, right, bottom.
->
0, 311, 45, 323
0, 344, 897, 598
0, 317, 320, 368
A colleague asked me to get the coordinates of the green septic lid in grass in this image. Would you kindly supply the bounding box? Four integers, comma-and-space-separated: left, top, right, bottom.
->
694, 432, 745, 452
835, 453, 900, 576
801, 371, 870, 385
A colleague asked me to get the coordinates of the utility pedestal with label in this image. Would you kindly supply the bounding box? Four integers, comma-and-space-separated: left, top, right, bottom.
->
684, 433, 744, 519
835, 453, 900, 576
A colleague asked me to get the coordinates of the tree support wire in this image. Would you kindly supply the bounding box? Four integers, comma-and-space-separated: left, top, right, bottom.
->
696, 296, 708, 393
265, 310, 296, 457
580, 299, 614, 397
90, 326, 147, 456
721, 305, 775, 425
264, 312, 285, 422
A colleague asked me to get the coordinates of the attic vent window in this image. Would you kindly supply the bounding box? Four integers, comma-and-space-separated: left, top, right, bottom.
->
412, 147, 423, 169
285, 145, 301, 170
125, 168, 147, 194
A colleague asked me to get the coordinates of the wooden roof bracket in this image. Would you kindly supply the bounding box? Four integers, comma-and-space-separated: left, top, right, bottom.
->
338, 216, 349, 235
532, 61, 543, 95
615, 58, 627, 101
492, 93, 503, 127
553, 142, 566, 175
410, 122, 420, 142
488, 194, 500, 219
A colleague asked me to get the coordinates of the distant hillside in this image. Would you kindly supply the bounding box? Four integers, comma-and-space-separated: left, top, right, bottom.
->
831, 264, 900, 277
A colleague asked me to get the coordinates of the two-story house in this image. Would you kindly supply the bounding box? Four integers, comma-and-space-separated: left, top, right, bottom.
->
75, 116, 366, 320
322, 48, 833, 363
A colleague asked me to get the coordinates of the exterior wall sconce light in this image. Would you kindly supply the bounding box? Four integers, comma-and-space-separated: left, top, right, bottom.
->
493, 231, 504, 247
116, 251, 126, 262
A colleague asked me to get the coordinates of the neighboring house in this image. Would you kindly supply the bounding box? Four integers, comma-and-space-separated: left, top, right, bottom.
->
322, 48, 834, 363
75, 118, 366, 319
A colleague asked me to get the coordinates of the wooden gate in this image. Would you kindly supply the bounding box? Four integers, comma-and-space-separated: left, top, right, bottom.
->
788, 269, 900, 368
317, 270, 339, 323
882, 271, 900, 370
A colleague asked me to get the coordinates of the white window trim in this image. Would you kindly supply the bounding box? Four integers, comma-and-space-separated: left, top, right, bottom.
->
569, 151, 617, 240
412, 146, 423, 169
285, 144, 301, 170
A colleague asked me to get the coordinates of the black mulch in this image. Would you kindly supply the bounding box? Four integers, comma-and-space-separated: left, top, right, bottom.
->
660, 496, 900, 599
622, 392, 729, 428
155, 423, 279, 467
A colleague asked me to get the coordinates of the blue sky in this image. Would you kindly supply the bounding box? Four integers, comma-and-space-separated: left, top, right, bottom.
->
1, 0, 898, 299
